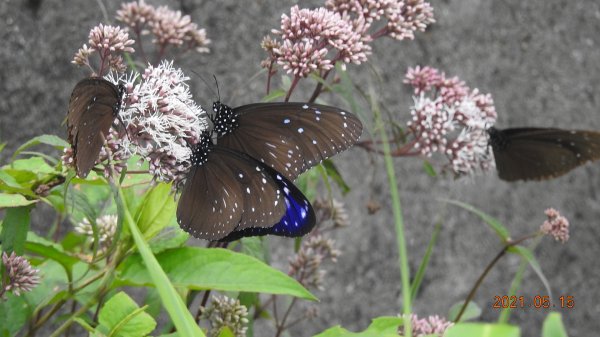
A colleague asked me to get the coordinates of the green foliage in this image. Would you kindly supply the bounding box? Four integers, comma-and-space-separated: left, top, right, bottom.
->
314, 316, 403, 337
118, 247, 316, 300
542, 313, 568, 337
96, 292, 157, 337
445, 323, 520, 337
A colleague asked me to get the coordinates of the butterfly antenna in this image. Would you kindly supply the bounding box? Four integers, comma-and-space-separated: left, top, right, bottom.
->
190, 70, 218, 99
213, 75, 221, 102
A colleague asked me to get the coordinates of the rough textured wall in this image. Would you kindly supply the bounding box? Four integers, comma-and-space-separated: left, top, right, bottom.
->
1, 0, 598, 336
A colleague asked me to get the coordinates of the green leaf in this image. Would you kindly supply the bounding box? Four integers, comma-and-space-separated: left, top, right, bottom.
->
411, 223, 441, 301
134, 183, 175, 239
1, 205, 33, 255
0, 170, 36, 197
217, 327, 235, 337
113, 184, 205, 337
261, 89, 286, 102
448, 301, 482, 322
25, 241, 79, 273
507, 246, 552, 299
12, 134, 69, 159
321, 159, 350, 194
0, 294, 30, 336
240, 237, 268, 262
0, 193, 37, 207
97, 292, 157, 337
148, 226, 189, 254
11, 157, 55, 174
118, 247, 316, 301
445, 323, 520, 337
443, 199, 510, 242
422, 160, 437, 177
314, 316, 402, 337
542, 312, 568, 337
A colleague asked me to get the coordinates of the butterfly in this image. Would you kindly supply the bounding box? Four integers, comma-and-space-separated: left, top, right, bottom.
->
488, 127, 600, 181
176, 102, 363, 241
67, 77, 125, 177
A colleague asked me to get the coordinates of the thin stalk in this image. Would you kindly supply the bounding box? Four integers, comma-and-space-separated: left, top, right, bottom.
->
371, 86, 412, 336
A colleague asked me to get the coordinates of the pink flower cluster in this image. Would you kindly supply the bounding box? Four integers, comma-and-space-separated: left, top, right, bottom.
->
117, 61, 207, 184
326, 0, 435, 40
72, 24, 135, 75
400, 314, 453, 337
263, 1, 433, 82
541, 208, 570, 243
404, 66, 497, 177
117, 0, 210, 57
2, 252, 40, 297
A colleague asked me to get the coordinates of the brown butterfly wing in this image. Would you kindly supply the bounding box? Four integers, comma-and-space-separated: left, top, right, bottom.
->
490, 127, 600, 181
176, 147, 286, 241
67, 78, 121, 177
216, 102, 363, 181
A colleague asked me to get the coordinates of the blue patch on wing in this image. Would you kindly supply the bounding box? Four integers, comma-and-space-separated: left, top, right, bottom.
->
219, 165, 315, 242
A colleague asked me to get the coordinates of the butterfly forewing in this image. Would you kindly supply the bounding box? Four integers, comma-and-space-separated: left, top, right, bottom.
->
490, 127, 600, 181
216, 102, 363, 181
67, 78, 123, 177
177, 146, 286, 240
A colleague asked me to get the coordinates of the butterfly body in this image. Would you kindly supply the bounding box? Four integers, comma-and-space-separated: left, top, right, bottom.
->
177, 101, 362, 241
488, 127, 600, 181
67, 77, 125, 177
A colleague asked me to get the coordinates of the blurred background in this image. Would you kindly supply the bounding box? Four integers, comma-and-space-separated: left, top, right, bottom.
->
1, 0, 599, 335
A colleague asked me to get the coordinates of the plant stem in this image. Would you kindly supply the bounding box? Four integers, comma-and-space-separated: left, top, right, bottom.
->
371, 86, 412, 336
454, 234, 539, 322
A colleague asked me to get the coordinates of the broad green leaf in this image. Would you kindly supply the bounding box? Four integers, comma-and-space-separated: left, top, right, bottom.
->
0, 193, 37, 207
12, 134, 69, 159
445, 323, 520, 337
1, 205, 33, 255
314, 316, 402, 337
11, 157, 55, 174
443, 199, 510, 241
542, 312, 568, 337
507, 246, 552, 300
118, 247, 316, 301
321, 159, 350, 194
97, 292, 156, 337
217, 327, 235, 337
240, 237, 267, 262
148, 226, 189, 254
0, 170, 37, 197
134, 183, 175, 239
24, 260, 71, 310
448, 301, 482, 322
0, 294, 30, 336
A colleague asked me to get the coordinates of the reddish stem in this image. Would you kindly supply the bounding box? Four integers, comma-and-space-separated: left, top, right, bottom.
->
285, 75, 301, 102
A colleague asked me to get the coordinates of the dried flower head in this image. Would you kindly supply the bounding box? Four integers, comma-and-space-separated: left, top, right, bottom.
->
74, 214, 118, 250
540, 208, 570, 243
1, 252, 41, 297
288, 235, 340, 290
400, 314, 453, 337
118, 61, 207, 184
72, 24, 135, 76
404, 66, 497, 178
201, 295, 249, 337
314, 198, 350, 228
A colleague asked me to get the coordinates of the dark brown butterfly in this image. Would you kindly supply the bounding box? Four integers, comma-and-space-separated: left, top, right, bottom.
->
488, 127, 600, 181
176, 102, 362, 241
67, 77, 125, 177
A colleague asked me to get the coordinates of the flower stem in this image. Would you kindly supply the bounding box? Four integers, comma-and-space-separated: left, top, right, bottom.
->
285, 75, 301, 102
371, 85, 412, 336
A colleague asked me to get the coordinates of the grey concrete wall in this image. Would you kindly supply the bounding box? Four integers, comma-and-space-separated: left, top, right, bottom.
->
1, 0, 598, 336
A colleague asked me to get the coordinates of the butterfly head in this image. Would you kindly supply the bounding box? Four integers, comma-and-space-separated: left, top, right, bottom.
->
487, 127, 509, 151
212, 101, 239, 137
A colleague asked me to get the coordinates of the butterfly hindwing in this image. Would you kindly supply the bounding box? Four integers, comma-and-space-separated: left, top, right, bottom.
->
219, 161, 316, 242
67, 78, 123, 177
489, 127, 600, 181
215, 102, 363, 181
176, 143, 287, 241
